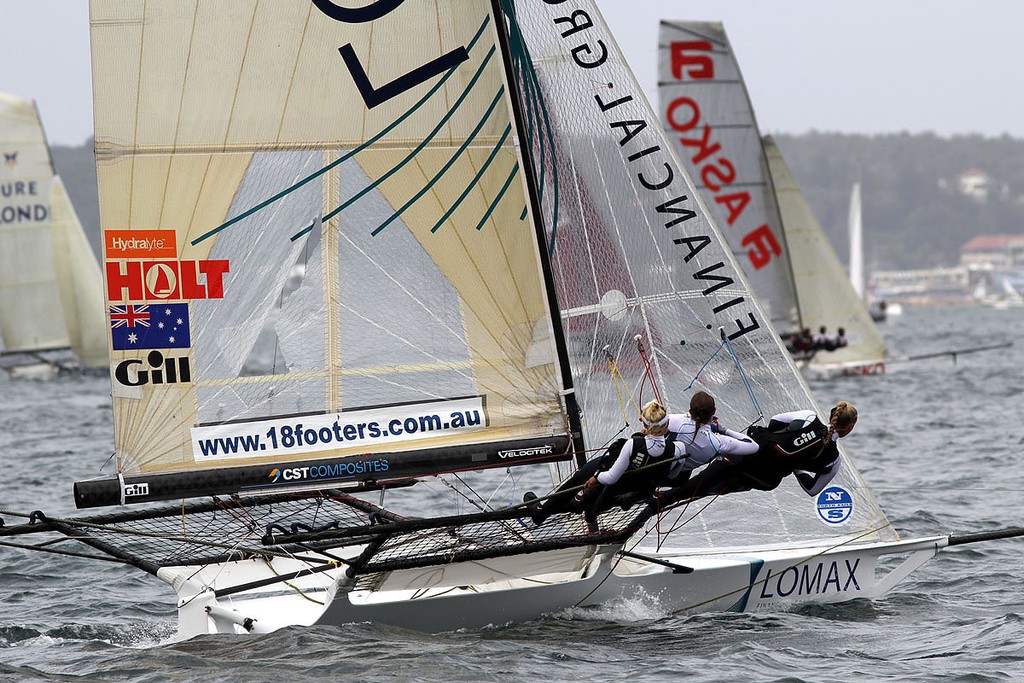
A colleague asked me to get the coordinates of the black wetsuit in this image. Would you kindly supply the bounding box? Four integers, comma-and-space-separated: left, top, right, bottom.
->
662, 413, 839, 503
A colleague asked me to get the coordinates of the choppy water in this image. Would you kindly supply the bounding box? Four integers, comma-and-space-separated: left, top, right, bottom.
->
1, 303, 1023, 682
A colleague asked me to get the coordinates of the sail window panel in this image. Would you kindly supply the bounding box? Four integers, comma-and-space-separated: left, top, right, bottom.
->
191, 151, 322, 419
194, 377, 327, 428
330, 152, 562, 434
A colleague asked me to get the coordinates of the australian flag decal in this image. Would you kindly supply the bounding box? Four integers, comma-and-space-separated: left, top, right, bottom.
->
110, 303, 191, 350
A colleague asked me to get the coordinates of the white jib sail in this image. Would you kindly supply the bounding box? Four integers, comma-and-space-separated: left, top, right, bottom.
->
510, 5, 895, 549
764, 137, 888, 371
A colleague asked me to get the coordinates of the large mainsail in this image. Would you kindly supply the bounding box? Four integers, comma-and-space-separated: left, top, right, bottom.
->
82, 0, 576, 506
0, 93, 106, 368
508, 7, 894, 547
656, 21, 886, 376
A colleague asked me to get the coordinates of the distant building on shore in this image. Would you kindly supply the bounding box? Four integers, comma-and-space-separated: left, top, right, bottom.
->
960, 234, 1024, 270
869, 235, 1024, 304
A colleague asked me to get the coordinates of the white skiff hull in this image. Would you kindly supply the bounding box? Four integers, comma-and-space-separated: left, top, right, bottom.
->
162, 536, 946, 639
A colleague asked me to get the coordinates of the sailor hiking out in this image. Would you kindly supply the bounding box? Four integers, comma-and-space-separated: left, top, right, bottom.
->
524, 400, 681, 528
658, 401, 858, 505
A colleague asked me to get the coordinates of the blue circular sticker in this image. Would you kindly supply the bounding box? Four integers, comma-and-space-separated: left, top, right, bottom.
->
815, 486, 854, 526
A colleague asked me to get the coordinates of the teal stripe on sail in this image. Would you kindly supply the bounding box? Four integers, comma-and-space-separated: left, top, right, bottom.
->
480, 163, 521, 231
504, 6, 560, 256
194, 14, 493, 247
430, 124, 512, 233
291, 46, 498, 242
371, 87, 505, 236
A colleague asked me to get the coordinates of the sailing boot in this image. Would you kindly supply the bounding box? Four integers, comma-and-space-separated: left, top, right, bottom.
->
522, 491, 546, 527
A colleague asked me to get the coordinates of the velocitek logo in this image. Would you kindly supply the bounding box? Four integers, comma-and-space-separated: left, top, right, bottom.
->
269, 468, 281, 483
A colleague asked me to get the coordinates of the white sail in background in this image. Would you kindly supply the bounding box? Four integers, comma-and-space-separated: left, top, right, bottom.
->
657, 21, 887, 378
0, 93, 106, 372
849, 182, 864, 300
765, 137, 888, 374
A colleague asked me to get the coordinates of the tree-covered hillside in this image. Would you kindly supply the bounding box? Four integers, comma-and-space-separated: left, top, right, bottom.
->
773, 133, 1024, 270
53, 133, 1024, 271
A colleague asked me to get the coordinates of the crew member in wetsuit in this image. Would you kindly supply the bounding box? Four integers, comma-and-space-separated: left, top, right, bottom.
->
657, 401, 858, 505
660, 390, 759, 490
523, 400, 680, 527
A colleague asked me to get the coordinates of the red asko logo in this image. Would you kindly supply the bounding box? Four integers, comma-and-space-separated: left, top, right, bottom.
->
669, 40, 715, 80
665, 40, 782, 271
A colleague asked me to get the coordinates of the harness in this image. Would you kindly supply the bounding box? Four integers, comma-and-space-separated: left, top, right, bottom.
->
600, 432, 676, 472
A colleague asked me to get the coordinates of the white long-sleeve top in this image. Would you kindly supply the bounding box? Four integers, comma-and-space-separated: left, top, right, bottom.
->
665, 413, 759, 478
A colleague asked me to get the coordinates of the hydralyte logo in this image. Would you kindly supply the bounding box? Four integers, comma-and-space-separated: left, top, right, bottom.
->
816, 486, 854, 526
269, 468, 281, 483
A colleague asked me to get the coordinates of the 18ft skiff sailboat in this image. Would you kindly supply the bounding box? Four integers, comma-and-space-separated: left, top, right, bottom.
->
656, 22, 888, 378
1, 1, 1018, 639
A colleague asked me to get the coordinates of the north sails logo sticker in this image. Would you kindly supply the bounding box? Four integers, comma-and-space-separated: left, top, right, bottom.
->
816, 486, 854, 526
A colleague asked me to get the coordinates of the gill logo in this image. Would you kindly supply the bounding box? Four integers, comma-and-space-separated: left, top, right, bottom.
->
793, 430, 817, 447
269, 468, 281, 483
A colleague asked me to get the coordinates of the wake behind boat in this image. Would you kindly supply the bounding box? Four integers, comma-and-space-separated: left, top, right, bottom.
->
1, 1, 1021, 640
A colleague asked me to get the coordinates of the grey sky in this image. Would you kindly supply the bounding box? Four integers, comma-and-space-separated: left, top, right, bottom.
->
2, 0, 1021, 146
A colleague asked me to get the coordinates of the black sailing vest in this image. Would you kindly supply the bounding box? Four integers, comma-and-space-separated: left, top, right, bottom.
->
743, 417, 838, 485
600, 432, 676, 472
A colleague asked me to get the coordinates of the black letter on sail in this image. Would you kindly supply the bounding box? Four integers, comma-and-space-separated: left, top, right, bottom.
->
311, 0, 407, 24
339, 44, 469, 109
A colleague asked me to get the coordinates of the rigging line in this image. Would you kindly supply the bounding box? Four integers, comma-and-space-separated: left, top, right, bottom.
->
723, 333, 763, 418
668, 521, 894, 615
192, 14, 493, 246
261, 556, 327, 606
636, 336, 664, 406
290, 45, 499, 242
371, 86, 507, 236
682, 338, 727, 390
443, 472, 532, 541
604, 347, 636, 429
0, 539, 127, 564
431, 124, 513, 232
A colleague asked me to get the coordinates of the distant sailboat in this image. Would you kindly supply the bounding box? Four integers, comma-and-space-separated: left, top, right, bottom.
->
0, 93, 106, 378
769, 142, 888, 377
657, 21, 887, 378
848, 182, 899, 321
